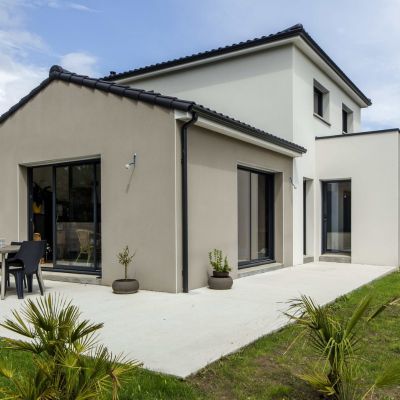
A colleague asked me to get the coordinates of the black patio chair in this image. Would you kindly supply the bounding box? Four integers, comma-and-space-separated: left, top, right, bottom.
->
6, 241, 24, 288
6, 240, 46, 299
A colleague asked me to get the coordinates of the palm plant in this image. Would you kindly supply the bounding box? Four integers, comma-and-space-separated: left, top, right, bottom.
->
285, 295, 400, 399
0, 294, 140, 399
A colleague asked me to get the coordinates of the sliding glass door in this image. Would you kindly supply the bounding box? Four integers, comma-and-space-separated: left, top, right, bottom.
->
238, 167, 274, 268
29, 160, 101, 273
322, 180, 351, 254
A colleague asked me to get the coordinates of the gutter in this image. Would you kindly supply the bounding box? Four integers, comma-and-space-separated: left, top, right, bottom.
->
181, 111, 198, 293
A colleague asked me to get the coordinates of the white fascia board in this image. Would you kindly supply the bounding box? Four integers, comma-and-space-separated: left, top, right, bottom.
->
174, 111, 302, 158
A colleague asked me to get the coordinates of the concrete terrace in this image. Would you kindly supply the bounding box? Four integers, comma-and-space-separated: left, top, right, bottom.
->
0, 262, 396, 378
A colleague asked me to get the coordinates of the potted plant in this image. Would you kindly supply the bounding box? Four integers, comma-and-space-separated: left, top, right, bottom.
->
112, 246, 139, 294
208, 249, 233, 290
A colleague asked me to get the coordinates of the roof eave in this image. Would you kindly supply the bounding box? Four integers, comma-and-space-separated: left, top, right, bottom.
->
189, 106, 307, 156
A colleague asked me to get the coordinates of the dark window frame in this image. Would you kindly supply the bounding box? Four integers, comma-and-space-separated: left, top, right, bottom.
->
27, 159, 101, 275
303, 180, 307, 256
342, 108, 348, 133
321, 180, 351, 255
314, 86, 324, 117
237, 166, 275, 269
342, 104, 353, 134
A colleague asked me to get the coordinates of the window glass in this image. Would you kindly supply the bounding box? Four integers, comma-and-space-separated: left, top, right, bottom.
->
324, 181, 351, 253
342, 109, 348, 133
238, 168, 274, 266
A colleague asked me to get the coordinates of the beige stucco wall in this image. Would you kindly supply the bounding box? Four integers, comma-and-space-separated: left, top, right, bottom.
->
186, 124, 294, 290
0, 80, 180, 292
316, 131, 399, 266
119, 45, 295, 141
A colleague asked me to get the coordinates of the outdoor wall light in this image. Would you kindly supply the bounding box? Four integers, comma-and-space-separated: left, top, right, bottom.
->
125, 153, 137, 170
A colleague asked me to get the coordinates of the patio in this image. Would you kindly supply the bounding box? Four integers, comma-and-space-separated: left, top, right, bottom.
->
0, 262, 396, 378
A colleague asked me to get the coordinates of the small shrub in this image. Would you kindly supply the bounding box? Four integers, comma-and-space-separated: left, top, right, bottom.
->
208, 249, 231, 273
117, 245, 136, 280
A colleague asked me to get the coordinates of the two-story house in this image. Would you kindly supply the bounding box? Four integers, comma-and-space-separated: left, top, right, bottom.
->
0, 24, 398, 293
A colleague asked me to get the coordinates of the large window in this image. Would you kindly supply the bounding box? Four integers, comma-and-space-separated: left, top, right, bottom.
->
29, 160, 101, 273
238, 167, 274, 267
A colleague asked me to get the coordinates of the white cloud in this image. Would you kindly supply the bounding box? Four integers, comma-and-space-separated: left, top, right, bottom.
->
59, 52, 99, 76
0, 55, 46, 115
362, 85, 400, 130
41, 1, 97, 12
0, 0, 99, 116
0, 30, 47, 56
0, 3, 48, 115
67, 3, 96, 12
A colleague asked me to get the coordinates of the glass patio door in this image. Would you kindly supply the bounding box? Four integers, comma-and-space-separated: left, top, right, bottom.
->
322, 180, 351, 254
29, 161, 101, 272
54, 162, 101, 271
238, 167, 274, 267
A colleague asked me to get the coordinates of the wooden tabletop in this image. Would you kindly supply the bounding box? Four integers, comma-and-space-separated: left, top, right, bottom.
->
0, 245, 20, 254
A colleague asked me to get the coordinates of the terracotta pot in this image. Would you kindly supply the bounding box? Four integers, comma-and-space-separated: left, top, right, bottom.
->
112, 279, 139, 294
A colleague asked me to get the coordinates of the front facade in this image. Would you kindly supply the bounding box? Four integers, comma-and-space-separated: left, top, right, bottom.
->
0, 24, 398, 293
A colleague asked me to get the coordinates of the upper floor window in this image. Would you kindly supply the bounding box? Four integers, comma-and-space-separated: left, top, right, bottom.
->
342, 104, 353, 133
314, 87, 323, 117
313, 80, 329, 121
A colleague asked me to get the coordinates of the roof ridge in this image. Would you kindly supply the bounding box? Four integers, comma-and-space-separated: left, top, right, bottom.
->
102, 24, 371, 106
102, 24, 305, 81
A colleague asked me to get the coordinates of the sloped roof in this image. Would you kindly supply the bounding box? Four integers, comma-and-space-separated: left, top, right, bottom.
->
0, 65, 306, 154
102, 24, 371, 106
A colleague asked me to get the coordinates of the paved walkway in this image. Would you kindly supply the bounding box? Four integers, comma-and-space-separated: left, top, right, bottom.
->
0, 262, 396, 377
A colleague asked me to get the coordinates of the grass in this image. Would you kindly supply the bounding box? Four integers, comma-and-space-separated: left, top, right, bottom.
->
1, 270, 400, 399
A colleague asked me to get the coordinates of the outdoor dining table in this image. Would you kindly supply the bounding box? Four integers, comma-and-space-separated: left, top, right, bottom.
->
0, 244, 21, 300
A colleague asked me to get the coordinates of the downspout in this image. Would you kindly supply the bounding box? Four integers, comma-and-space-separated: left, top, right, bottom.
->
181, 111, 198, 293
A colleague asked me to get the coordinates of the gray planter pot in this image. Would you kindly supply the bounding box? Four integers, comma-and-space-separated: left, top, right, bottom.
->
208, 275, 233, 290
112, 279, 139, 294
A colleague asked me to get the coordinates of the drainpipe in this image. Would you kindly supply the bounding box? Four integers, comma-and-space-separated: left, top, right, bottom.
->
181, 111, 198, 293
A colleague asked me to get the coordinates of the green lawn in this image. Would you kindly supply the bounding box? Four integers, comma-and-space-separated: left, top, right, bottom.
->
1, 270, 400, 399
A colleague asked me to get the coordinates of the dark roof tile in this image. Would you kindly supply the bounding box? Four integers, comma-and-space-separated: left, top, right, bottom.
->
102, 24, 371, 106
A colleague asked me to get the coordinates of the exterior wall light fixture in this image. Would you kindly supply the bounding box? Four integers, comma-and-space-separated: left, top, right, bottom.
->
125, 153, 137, 170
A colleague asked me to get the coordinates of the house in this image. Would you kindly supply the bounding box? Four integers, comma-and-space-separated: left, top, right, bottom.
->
0, 24, 398, 293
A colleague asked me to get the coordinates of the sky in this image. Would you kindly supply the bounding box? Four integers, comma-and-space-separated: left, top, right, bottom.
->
0, 0, 399, 130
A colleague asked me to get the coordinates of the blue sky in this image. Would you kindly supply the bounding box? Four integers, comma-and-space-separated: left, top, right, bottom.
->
1, 0, 399, 130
